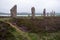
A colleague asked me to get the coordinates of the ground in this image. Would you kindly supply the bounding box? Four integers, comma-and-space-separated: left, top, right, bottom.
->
0, 16, 60, 40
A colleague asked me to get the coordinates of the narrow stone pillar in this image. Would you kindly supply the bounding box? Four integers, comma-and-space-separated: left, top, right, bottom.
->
43, 8, 46, 16
31, 7, 35, 19
53, 11, 55, 16
50, 10, 55, 16
50, 12, 53, 16
47, 13, 49, 16
10, 5, 17, 18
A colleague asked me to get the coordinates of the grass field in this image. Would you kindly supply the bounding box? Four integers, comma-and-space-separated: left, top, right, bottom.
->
0, 16, 60, 40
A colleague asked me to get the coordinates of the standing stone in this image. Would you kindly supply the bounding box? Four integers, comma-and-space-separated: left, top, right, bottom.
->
10, 5, 17, 18
50, 12, 53, 16
47, 12, 49, 16
31, 7, 35, 19
53, 11, 55, 16
43, 8, 46, 16
50, 10, 55, 16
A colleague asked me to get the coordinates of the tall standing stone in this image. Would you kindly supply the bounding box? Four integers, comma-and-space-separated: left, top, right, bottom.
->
47, 12, 49, 16
50, 10, 55, 16
43, 8, 46, 16
50, 12, 53, 16
31, 7, 35, 19
53, 11, 55, 16
10, 5, 17, 18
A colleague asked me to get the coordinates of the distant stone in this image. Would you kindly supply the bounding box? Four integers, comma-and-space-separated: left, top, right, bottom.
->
31, 7, 35, 19
50, 10, 56, 16
10, 5, 17, 18
43, 8, 46, 16
47, 12, 49, 16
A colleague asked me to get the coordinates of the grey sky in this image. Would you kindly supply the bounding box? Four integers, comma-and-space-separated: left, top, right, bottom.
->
0, 0, 60, 13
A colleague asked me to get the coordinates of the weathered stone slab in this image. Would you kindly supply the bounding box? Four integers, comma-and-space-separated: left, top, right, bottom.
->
43, 8, 46, 16
10, 5, 17, 18
31, 7, 35, 19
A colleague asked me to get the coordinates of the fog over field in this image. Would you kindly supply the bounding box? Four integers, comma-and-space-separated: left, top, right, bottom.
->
0, 0, 60, 13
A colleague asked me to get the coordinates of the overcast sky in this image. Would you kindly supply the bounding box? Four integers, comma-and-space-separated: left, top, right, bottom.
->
0, 0, 60, 13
